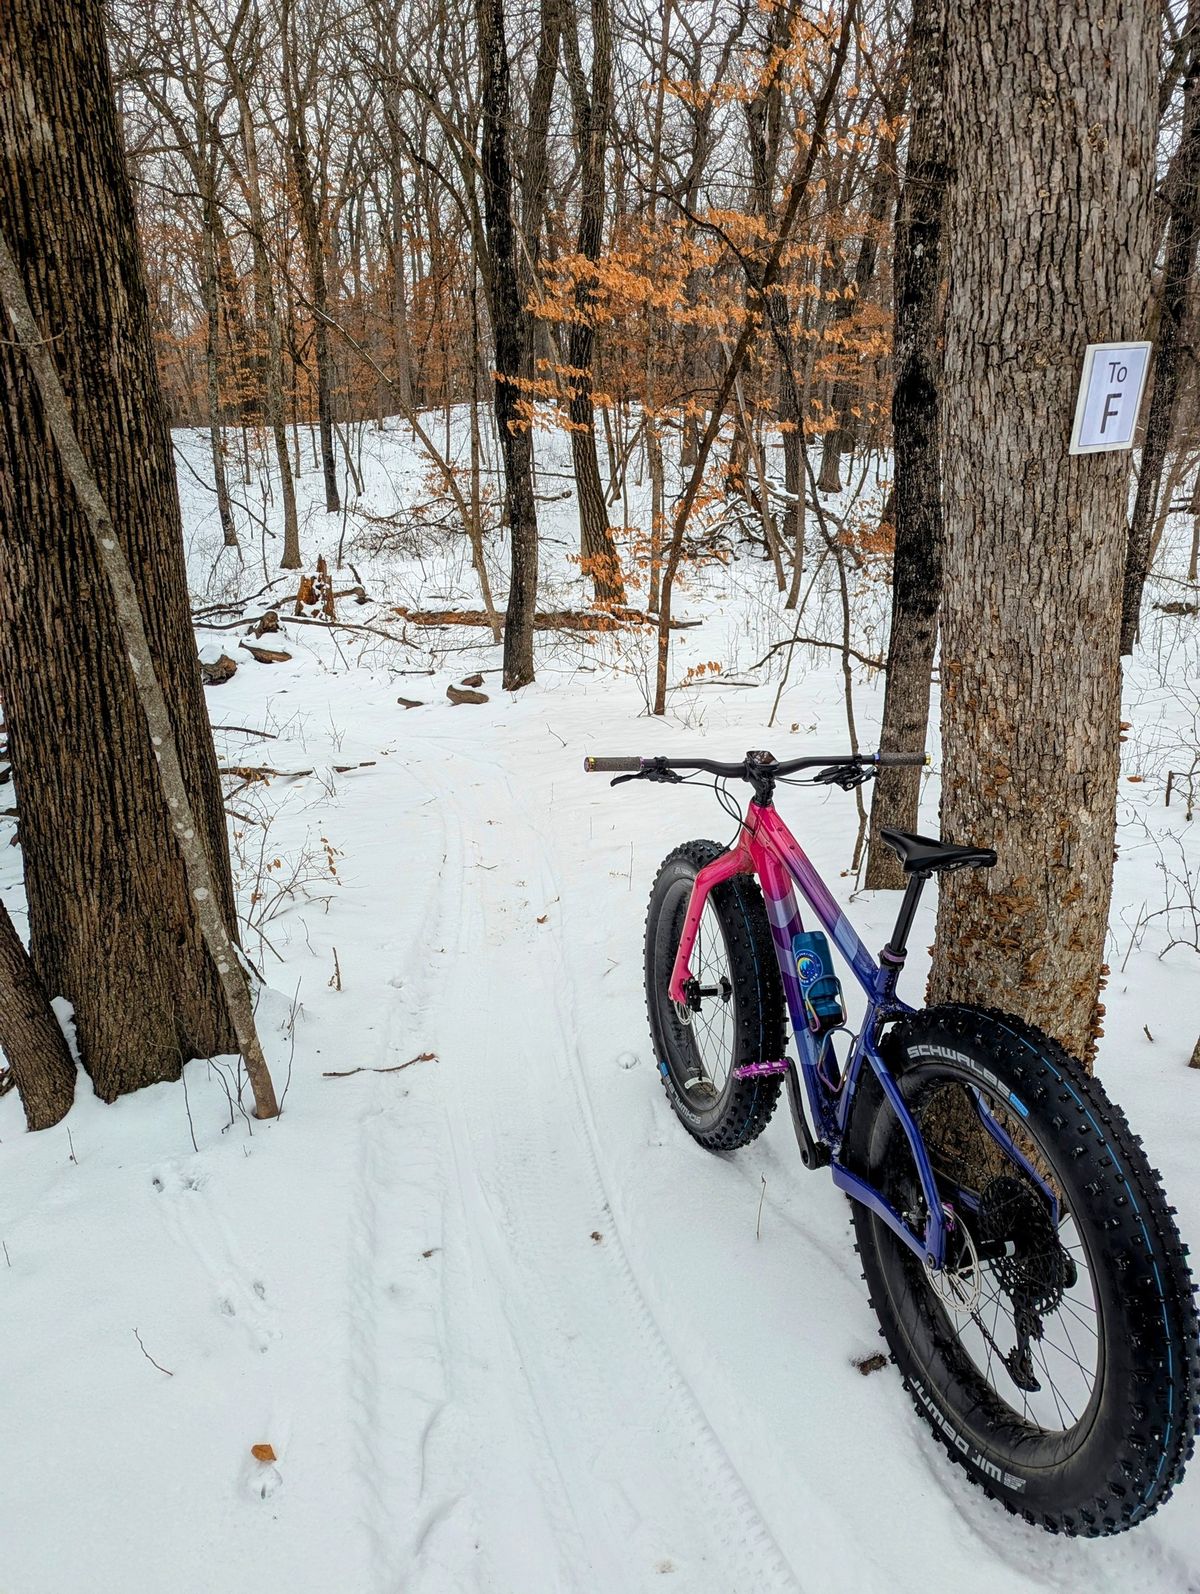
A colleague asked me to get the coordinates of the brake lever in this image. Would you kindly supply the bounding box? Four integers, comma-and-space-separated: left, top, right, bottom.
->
813, 763, 874, 792
611, 758, 683, 788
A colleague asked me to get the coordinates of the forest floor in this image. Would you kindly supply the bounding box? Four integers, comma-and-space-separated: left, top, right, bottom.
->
1, 417, 1199, 1593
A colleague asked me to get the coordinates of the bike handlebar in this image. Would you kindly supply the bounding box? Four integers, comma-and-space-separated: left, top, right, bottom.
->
583, 750, 928, 779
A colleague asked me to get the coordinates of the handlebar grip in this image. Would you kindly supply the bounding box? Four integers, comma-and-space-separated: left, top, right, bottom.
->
875, 751, 931, 768
584, 756, 644, 773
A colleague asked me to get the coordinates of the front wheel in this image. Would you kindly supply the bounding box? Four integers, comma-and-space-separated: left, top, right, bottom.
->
644, 841, 786, 1151
846, 1005, 1199, 1536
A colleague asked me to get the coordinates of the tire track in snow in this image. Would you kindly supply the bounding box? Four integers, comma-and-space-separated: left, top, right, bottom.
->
408, 745, 805, 1594
340, 763, 465, 1593
341, 756, 579, 1593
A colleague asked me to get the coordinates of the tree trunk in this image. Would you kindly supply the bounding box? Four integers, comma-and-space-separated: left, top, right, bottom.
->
930, 0, 1157, 1063
225, 68, 301, 568
562, 0, 626, 607
521, 0, 564, 379
0, 0, 240, 1099
744, 16, 805, 600
0, 899, 75, 1130
646, 416, 665, 612
282, 0, 340, 514
212, 209, 256, 423
476, 0, 539, 689
865, 0, 947, 890
388, 139, 416, 415
198, 150, 238, 548
816, 148, 900, 496
1120, 8, 1200, 652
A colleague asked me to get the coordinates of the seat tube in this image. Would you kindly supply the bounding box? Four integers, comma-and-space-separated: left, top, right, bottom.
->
882, 871, 930, 964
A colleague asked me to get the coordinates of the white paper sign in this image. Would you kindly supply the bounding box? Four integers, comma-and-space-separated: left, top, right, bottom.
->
1068, 341, 1152, 455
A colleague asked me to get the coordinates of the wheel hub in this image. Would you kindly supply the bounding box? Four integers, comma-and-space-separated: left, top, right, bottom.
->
682, 974, 732, 1013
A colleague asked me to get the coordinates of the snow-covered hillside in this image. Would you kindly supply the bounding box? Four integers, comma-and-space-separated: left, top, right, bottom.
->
1, 418, 1198, 1593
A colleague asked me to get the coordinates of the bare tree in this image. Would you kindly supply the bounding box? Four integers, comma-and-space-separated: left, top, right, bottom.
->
219, 1, 303, 567
476, 0, 540, 687
281, 0, 340, 512
930, 0, 1158, 1061
0, 0, 252, 1100
561, 0, 627, 606
865, 0, 947, 889
1121, 0, 1200, 649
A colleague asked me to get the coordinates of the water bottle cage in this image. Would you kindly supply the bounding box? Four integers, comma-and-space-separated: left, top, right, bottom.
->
802, 974, 845, 1034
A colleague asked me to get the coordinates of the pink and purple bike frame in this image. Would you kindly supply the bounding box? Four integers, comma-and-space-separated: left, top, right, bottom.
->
666, 800, 950, 1269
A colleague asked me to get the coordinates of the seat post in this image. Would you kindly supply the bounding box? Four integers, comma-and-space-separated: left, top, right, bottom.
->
881, 871, 931, 965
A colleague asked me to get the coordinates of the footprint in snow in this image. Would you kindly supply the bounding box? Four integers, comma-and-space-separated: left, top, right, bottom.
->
244, 1453, 283, 1502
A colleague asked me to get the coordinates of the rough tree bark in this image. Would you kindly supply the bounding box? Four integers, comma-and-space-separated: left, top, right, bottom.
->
864, 0, 947, 890
0, 231, 279, 1120
0, 899, 75, 1130
0, 0, 242, 1101
1120, 3, 1200, 651
476, 0, 540, 688
930, 0, 1157, 1062
562, 0, 627, 607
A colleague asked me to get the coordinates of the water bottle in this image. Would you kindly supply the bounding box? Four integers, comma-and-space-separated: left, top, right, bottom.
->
791, 929, 845, 1033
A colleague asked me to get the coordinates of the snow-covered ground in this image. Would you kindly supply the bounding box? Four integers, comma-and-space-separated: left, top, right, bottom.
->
1, 418, 1198, 1593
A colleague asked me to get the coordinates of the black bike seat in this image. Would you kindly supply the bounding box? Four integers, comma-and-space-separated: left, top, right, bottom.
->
879, 827, 997, 875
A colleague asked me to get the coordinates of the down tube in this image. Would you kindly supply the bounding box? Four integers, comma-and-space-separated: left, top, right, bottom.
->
754, 846, 825, 1097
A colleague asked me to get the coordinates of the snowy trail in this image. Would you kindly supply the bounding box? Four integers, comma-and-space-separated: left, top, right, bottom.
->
405, 740, 805, 1592
376, 715, 1200, 1594
3, 418, 1199, 1593
4, 684, 1198, 1594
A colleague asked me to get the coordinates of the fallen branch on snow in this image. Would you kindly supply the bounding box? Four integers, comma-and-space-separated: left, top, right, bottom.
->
218, 760, 375, 781
393, 605, 701, 632
322, 1051, 437, 1079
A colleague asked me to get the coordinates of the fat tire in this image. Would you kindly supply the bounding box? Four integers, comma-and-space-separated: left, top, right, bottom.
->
846, 1003, 1200, 1536
644, 840, 786, 1151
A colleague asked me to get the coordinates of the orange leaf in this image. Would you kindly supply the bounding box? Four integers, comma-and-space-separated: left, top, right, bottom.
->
251, 1443, 277, 1463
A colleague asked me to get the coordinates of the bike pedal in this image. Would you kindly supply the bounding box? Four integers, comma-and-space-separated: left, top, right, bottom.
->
732, 1060, 790, 1079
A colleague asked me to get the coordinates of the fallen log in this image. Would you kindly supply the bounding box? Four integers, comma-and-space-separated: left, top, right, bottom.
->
391, 605, 700, 632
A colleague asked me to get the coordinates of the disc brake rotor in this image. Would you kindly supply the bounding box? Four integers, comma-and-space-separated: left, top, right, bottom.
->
924, 1204, 983, 1317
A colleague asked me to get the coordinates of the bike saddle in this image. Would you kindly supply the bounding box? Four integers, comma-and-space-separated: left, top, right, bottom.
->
878, 827, 997, 875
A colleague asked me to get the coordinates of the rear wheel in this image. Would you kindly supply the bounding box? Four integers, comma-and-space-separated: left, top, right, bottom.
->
644, 841, 785, 1151
847, 1005, 1200, 1535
